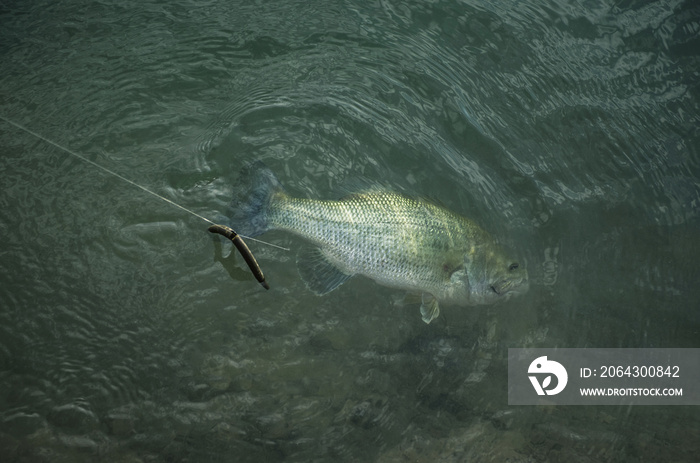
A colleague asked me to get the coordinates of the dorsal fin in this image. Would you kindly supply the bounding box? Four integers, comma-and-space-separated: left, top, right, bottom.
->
331, 176, 388, 200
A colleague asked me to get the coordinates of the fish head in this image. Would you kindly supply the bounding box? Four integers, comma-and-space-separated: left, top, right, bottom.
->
453, 244, 529, 305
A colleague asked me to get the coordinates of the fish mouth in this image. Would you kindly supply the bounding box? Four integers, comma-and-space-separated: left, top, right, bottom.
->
490, 277, 529, 296
490, 280, 512, 295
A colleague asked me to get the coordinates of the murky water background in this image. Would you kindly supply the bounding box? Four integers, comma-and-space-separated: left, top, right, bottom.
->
1, 0, 699, 461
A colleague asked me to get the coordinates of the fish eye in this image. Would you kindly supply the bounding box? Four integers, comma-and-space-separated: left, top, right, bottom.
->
508, 263, 519, 271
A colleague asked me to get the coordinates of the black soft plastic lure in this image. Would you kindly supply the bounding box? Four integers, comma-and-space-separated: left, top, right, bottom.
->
208, 224, 269, 290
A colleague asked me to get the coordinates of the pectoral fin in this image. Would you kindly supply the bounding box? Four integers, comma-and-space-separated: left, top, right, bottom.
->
420, 293, 440, 324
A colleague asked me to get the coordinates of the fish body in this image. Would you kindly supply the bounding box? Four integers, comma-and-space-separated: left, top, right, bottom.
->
232, 164, 528, 323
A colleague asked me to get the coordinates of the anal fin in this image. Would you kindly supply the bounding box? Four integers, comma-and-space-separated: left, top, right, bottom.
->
297, 247, 352, 295
394, 292, 422, 307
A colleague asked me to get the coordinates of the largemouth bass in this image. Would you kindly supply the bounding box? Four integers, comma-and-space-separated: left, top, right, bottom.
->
232, 164, 528, 323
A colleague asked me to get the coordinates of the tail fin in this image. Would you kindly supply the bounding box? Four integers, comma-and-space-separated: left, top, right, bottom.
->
229, 161, 284, 237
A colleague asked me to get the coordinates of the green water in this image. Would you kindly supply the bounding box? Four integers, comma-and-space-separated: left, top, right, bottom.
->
1, 0, 698, 461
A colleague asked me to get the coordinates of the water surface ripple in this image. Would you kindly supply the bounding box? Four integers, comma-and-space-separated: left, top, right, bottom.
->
1, 0, 698, 461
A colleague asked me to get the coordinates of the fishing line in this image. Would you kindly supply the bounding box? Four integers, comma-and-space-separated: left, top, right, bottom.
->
0, 114, 290, 252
